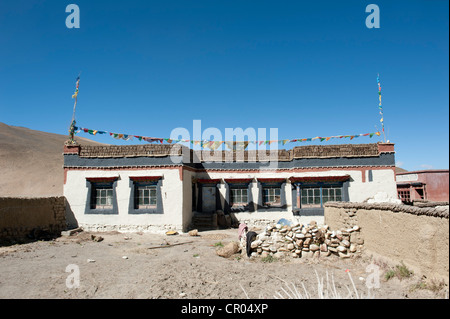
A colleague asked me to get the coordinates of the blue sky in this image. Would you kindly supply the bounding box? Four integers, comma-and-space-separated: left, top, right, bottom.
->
0, 0, 448, 171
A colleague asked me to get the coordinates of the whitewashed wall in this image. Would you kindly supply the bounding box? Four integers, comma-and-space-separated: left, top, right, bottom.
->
195, 169, 397, 226
64, 169, 184, 233
64, 167, 397, 232
348, 169, 398, 202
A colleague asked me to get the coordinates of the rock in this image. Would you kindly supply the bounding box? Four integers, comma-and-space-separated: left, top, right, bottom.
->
257, 234, 268, 241
296, 239, 303, 246
349, 244, 357, 253
285, 236, 294, 242
320, 243, 328, 252
188, 229, 199, 236
93, 235, 104, 242
328, 247, 337, 253
287, 243, 295, 250
279, 227, 288, 233
295, 249, 302, 255
352, 225, 360, 231
310, 244, 320, 252
250, 240, 261, 249
292, 226, 301, 232
341, 240, 351, 248
216, 242, 240, 258
291, 253, 298, 258
313, 251, 320, 258
295, 233, 305, 239
87, 259, 95, 263
269, 245, 277, 253
339, 252, 351, 259
287, 231, 293, 238
122, 256, 128, 259
314, 230, 325, 244
337, 246, 347, 253
251, 252, 259, 258
61, 227, 83, 237
309, 220, 317, 227
304, 238, 312, 246
261, 251, 269, 258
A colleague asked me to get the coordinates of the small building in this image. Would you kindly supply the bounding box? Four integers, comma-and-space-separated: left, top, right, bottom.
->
396, 169, 449, 203
63, 142, 398, 232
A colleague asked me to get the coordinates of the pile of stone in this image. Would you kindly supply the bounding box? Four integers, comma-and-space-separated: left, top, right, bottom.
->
249, 221, 364, 259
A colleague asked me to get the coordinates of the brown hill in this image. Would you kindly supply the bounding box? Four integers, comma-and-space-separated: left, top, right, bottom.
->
395, 167, 408, 174
0, 122, 107, 197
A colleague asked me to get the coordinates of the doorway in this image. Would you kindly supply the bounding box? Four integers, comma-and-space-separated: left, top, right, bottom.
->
202, 186, 216, 213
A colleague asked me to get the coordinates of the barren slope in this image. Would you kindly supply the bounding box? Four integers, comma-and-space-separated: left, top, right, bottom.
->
0, 122, 106, 197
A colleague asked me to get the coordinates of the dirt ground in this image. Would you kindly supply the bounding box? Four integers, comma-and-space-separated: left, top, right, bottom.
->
0, 228, 447, 299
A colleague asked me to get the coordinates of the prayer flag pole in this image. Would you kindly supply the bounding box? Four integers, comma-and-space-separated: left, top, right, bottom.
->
377, 74, 387, 143
68, 73, 81, 144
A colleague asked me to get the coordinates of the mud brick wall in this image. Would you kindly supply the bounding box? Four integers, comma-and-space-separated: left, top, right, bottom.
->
324, 201, 449, 283
0, 197, 66, 240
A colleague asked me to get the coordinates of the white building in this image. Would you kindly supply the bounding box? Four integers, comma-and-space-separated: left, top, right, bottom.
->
63, 142, 397, 232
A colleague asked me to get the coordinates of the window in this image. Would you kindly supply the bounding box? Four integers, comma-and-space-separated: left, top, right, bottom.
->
225, 179, 253, 212
263, 187, 281, 206
414, 187, 425, 200
129, 176, 163, 213
91, 182, 114, 209
398, 189, 411, 203
230, 188, 248, 206
322, 186, 342, 204
301, 187, 321, 207
291, 176, 348, 211
300, 184, 343, 208
135, 183, 157, 209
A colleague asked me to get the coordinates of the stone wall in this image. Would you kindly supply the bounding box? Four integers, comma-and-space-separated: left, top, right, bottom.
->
324, 201, 449, 283
250, 221, 363, 260
0, 197, 66, 241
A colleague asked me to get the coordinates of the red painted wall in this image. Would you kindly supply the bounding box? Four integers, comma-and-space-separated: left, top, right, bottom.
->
397, 170, 449, 202
419, 171, 449, 202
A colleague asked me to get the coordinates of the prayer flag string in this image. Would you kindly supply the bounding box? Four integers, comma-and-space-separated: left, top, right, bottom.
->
73, 125, 381, 150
